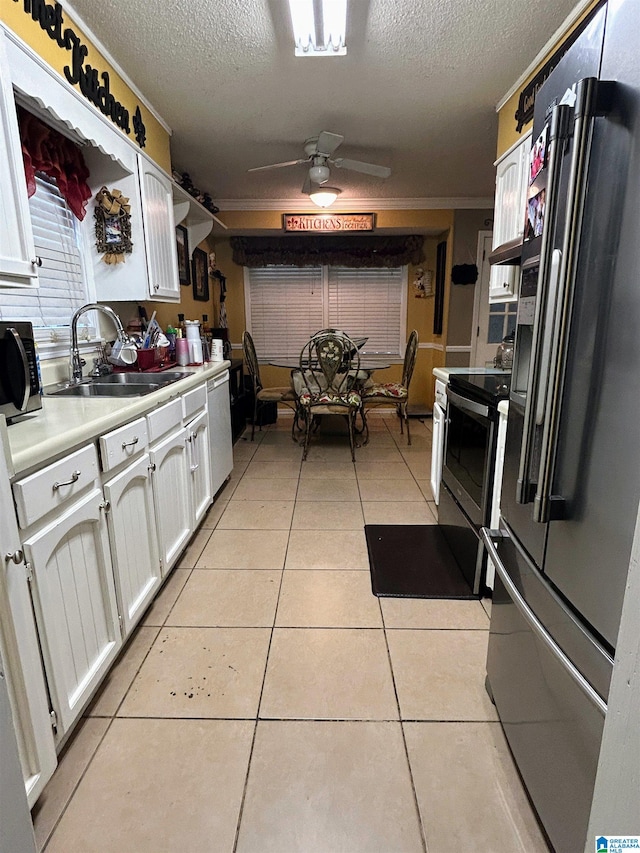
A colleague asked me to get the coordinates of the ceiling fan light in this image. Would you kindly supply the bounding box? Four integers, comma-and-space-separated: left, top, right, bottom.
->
309, 187, 341, 208
308, 163, 330, 183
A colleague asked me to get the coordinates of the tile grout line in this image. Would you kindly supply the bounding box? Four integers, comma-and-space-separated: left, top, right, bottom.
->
379, 594, 429, 853
231, 426, 299, 853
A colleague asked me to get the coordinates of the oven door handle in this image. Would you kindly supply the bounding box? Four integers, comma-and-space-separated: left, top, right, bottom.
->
480, 526, 607, 714
4, 327, 30, 413
446, 388, 489, 419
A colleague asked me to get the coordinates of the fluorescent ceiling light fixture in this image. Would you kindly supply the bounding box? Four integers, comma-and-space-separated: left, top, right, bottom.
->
309, 187, 341, 207
289, 0, 347, 57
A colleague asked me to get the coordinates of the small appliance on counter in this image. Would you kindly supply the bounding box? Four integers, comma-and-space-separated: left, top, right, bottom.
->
0, 321, 42, 422
493, 332, 514, 369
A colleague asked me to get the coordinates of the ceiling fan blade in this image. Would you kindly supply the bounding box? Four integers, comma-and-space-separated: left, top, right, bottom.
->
316, 131, 344, 157
332, 157, 391, 178
247, 158, 307, 173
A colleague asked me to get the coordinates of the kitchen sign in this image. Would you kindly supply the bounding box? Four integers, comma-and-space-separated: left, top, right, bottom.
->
283, 213, 376, 233
12, 0, 147, 148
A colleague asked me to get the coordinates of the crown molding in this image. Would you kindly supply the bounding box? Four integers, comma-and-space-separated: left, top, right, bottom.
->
215, 197, 495, 212
496, 0, 595, 111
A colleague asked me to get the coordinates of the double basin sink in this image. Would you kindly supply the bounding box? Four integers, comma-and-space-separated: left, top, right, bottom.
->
46, 371, 193, 398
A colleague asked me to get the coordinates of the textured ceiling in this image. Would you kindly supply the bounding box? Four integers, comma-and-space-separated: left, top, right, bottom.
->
68, 0, 580, 206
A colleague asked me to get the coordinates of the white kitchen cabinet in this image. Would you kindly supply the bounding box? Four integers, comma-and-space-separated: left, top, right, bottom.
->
22, 488, 122, 737
187, 409, 212, 528
0, 32, 38, 289
138, 155, 180, 301
489, 132, 531, 302
0, 425, 56, 806
103, 453, 161, 636
149, 425, 192, 574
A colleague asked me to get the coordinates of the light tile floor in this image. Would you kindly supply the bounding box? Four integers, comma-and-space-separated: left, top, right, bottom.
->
34, 413, 550, 853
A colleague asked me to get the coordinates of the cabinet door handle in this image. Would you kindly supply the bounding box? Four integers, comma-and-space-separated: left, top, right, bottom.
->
31, 257, 43, 267
99, 500, 111, 512
190, 463, 199, 473
121, 437, 139, 449
4, 550, 24, 565
148, 462, 156, 473
52, 470, 81, 491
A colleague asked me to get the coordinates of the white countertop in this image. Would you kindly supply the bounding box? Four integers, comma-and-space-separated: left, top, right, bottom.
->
432, 367, 510, 382
6, 361, 230, 477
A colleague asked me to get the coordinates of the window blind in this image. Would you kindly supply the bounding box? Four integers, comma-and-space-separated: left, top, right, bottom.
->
246, 264, 406, 361
246, 266, 323, 361
328, 266, 404, 356
0, 174, 90, 339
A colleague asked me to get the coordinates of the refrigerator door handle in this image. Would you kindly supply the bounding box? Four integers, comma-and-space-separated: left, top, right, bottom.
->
534, 78, 602, 523
516, 105, 572, 505
535, 249, 562, 426
480, 527, 607, 715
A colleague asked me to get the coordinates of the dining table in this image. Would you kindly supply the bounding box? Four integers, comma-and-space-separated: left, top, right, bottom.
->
268, 359, 391, 444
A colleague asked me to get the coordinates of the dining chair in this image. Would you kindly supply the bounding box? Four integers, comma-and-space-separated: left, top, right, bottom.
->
362, 329, 419, 445
242, 330, 297, 441
296, 330, 363, 462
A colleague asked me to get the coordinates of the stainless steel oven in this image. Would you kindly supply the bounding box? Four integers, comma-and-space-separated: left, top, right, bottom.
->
438, 373, 509, 594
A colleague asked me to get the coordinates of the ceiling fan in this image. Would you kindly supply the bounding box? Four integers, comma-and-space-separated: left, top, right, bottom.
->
248, 131, 391, 193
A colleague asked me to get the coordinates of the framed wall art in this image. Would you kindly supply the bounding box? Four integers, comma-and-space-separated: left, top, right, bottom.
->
176, 224, 190, 285
94, 186, 132, 265
192, 247, 209, 302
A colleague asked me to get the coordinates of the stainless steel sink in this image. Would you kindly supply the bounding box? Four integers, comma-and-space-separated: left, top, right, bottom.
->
45, 371, 193, 398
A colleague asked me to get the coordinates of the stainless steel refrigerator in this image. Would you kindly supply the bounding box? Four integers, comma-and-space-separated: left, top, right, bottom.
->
482, 2, 640, 850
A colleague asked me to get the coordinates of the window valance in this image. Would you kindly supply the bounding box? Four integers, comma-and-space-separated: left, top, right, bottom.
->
230, 234, 425, 268
17, 107, 91, 221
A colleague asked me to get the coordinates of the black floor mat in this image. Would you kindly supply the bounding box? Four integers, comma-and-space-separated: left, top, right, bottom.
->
365, 524, 477, 599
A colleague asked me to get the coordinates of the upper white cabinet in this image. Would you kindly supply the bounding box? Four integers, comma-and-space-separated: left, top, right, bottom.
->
0, 32, 38, 289
138, 156, 181, 301
489, 131, 531, 302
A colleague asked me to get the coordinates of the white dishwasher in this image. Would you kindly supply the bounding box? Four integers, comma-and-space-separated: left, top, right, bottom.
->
207, 370, 233, 496
430, 377, 447, 504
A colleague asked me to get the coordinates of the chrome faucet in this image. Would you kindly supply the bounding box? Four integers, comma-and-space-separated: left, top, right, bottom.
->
70, 303, 130, 383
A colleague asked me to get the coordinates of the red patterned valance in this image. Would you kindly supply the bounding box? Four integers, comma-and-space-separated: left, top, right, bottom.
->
230, 234, 425, 268
17, 107, 91, 221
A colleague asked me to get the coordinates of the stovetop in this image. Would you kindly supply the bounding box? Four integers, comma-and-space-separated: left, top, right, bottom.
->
448, 371, 511, 405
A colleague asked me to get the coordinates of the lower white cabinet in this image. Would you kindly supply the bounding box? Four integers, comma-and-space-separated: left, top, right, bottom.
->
149, 425, 193, 574
22, 488, 122, 737
188, 409, 212, 529
102, 454, 161, 637
0, 443, 56, 806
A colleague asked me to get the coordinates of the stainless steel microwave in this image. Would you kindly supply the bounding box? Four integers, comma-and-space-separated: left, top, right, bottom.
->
0, 321, 42, 422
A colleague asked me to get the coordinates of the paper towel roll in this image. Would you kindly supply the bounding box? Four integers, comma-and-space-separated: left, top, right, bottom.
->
210, 339, 224, 361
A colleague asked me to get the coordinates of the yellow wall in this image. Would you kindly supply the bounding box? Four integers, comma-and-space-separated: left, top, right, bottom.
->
0, 1, 171, 170
496, 0, 601, 158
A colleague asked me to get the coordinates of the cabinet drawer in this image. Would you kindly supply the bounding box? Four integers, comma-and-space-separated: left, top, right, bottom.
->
13, 444, 99, 529
182, 384, 207, 421
146, 398, 183, 444
99, 417, 149, 472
